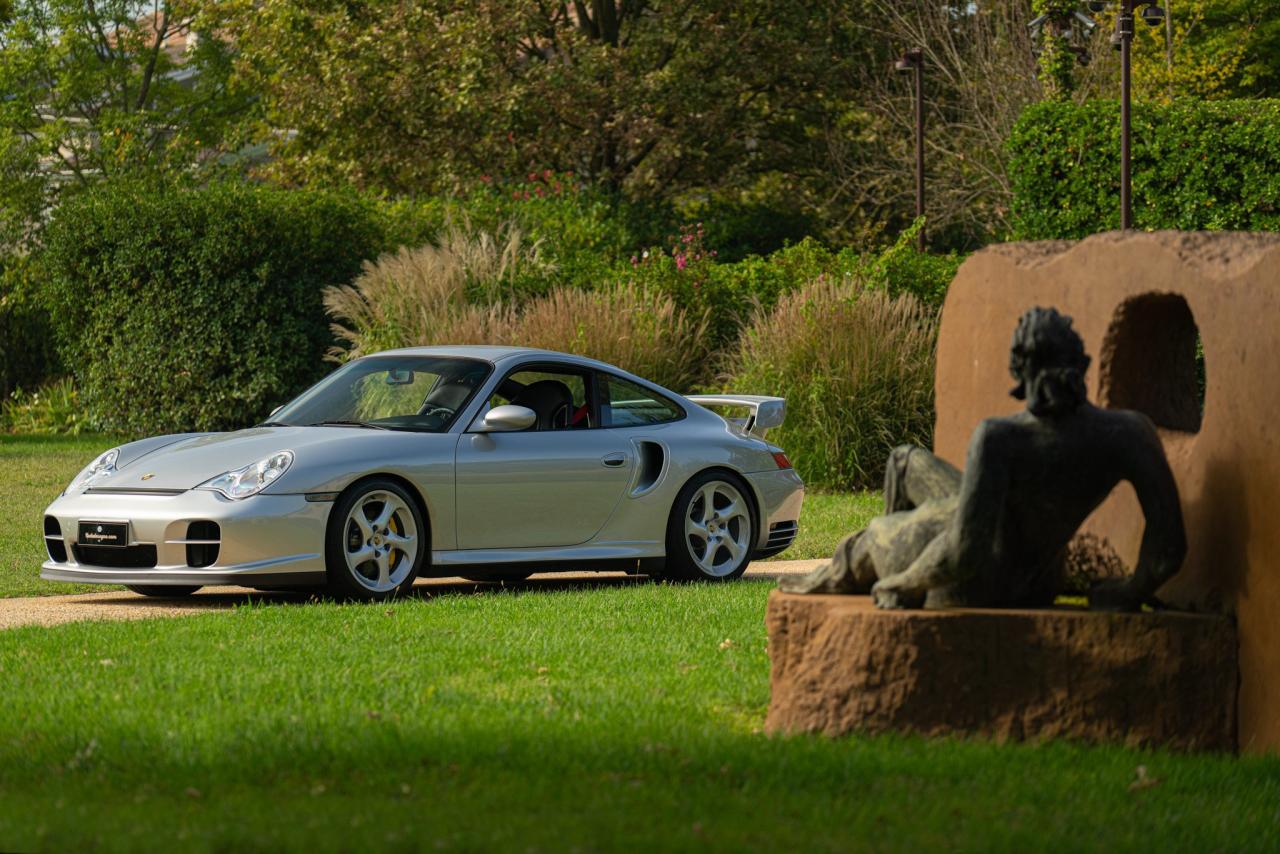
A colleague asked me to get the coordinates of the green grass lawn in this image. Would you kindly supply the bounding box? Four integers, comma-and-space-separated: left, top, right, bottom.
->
0, 433, 871, 599
1, 581, 1277, 851
2, 436, 1277, 849
780, 490, 881, 559
0, 433, 122, 598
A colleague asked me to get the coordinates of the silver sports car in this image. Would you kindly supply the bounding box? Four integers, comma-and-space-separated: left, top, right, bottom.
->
41, 347, 804, 600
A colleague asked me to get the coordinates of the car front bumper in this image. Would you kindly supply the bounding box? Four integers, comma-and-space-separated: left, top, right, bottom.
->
40, 489, 330, 587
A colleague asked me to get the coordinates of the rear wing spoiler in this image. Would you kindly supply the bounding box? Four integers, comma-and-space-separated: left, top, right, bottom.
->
686, 395, 786, 439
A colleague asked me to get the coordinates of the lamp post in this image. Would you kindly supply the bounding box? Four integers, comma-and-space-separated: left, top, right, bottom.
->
1094, 1, 1166, 229
895, 47, 925, 251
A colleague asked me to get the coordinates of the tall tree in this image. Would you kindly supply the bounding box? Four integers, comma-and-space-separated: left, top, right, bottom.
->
224, 1, 866, 198
0, 1, 251, 248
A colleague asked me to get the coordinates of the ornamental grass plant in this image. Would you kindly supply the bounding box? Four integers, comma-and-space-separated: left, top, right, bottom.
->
326, 228, 712, 392
324, 224, 548, 360
722, 279, 938, 491
511, 285, 711, 392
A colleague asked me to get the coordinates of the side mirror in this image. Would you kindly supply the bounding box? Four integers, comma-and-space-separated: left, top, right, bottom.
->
474, 404, 536, 433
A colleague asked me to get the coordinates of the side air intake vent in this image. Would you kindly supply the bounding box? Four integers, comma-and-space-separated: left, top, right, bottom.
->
186, 520, 221, 568
756, 521, 799, 558
630, 441, 666, 496
43, 516, 67, 563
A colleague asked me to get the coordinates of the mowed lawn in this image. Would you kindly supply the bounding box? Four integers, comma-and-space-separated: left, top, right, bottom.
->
2, 581, 1278, 852
0, 433, 877, 599
0, 434, 124, 597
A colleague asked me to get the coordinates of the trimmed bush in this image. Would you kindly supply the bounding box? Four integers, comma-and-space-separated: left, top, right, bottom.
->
43, 180, 383, 434
721, 281, 938, 491
0, 256, 59, 399
1009, 99, 1280, 239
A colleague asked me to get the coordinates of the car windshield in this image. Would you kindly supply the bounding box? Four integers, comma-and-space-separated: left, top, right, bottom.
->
269, 355, 491, 432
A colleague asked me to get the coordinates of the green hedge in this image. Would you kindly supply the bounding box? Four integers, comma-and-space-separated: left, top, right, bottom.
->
0, 256, 58, 400
43, 180, 382, 434
1009, 99, 1280, 239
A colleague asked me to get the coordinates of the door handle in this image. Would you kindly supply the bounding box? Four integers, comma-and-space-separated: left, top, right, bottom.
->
601, 453, 629, 468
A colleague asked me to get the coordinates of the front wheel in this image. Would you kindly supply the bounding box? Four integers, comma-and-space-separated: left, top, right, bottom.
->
126, 585, 201, 598
325, 478, 426, 601
662, 472, 755, 581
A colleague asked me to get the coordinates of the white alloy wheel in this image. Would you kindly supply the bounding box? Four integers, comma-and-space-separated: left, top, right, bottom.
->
682, 480, 752, 578
341, 489, 419, 593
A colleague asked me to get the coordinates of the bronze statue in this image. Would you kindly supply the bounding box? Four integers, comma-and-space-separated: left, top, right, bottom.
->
781, 307, 1186, 612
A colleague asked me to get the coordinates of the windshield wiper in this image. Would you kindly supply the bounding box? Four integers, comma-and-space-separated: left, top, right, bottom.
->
254, 421, 292, 428
308, 419, 390, 430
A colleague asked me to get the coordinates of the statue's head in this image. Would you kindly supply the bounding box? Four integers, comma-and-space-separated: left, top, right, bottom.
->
1009, 307, 1090, 416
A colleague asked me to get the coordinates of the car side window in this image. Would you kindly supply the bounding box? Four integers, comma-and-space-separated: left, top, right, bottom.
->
489, 367, 593, 431
600, 375, 683, 427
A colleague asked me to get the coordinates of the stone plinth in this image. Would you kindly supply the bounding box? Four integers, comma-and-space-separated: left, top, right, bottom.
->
935, 231, 1280, 752
765, 591, 1237, 752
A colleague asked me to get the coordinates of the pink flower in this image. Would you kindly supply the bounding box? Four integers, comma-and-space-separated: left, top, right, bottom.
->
631, 255, 639, 266
675, 254, 688, 271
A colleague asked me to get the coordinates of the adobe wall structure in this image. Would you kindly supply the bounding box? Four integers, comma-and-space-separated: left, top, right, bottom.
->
934, 231, 1280, 753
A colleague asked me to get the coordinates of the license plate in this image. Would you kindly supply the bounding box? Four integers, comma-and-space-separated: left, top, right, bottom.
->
78, 521, 129, 548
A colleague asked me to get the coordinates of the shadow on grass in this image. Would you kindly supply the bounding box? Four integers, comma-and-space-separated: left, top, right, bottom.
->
53, 567, 801, 615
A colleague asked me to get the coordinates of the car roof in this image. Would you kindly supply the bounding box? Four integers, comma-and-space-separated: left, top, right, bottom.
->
368, 345, 618, 372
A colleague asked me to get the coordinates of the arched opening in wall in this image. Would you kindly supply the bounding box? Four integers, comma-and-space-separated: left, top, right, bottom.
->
1097, 293, 1205, 433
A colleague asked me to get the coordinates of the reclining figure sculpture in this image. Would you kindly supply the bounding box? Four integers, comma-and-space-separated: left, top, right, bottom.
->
781, 307, 1187, 612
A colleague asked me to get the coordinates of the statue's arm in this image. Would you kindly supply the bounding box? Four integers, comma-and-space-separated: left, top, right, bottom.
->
949, 420, 1012, 577
1093, 415, 1187, 610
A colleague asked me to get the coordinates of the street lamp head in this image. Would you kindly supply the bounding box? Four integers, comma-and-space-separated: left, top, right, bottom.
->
1141, 5, 1165, 25
1087, 1, 1107, 12
895, 47, 923, 73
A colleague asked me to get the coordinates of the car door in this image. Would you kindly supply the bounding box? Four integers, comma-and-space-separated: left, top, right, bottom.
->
454, 363, 635, 549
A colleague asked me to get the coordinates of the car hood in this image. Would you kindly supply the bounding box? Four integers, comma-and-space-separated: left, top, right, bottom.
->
89, 426, 439, 492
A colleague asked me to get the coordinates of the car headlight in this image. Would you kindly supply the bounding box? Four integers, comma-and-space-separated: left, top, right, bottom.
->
200, 451, 294, 500
66, 448, 120, 494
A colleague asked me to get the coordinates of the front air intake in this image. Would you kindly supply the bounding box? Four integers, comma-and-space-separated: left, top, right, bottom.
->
186, 520, 221, 568
43, 516, 67, 563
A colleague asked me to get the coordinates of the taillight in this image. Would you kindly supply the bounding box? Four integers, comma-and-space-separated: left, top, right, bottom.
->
772, 451, 792, 469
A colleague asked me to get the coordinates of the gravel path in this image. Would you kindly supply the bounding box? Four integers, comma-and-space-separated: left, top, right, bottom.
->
0, 559, 823, 631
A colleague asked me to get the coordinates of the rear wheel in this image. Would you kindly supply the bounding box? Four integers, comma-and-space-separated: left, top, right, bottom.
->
325, 478, 426, 601
662, 471, 755, 581
126, 585, 201, 597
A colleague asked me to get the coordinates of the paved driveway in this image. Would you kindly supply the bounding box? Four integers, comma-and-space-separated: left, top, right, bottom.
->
0, 559, 823, 630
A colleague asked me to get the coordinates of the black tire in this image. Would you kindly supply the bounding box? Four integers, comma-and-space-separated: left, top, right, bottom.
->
661, 470, 756, 582
126, 585, 201, 597
325, 477, 427, 601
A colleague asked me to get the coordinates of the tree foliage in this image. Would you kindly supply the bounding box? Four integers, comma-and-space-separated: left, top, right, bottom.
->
0, 1, 253, 249
224, 1, 864, 200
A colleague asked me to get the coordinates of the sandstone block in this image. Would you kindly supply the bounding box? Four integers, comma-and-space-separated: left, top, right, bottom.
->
765, 591, 1237, 752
